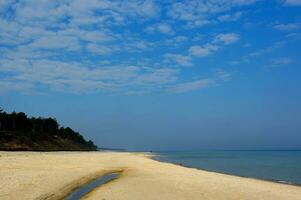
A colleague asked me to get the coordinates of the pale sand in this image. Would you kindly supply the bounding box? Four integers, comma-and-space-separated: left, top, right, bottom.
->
0, 152, 301, 200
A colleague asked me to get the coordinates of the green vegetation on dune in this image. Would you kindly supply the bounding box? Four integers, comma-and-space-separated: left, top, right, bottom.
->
0, 108, 97, 151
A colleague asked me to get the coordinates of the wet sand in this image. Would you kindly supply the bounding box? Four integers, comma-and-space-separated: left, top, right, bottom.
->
0, 151, 301, 200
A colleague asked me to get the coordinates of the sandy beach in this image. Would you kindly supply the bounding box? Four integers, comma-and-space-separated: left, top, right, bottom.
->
0, 151, 301, 200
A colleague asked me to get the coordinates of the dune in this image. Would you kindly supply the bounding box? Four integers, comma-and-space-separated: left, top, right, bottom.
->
0, 151, 300, 200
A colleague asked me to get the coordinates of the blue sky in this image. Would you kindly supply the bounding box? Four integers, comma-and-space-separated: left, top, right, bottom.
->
0, 0, 301, 150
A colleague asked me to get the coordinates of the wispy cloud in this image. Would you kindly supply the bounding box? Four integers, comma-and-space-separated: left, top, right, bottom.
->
0, 58, 178, 94
218, 12, 242, 22
273, 23, 300, 31
167, 0, 257, 28
168, 69, 232, 93
230, 40, 287, 65
168, 79, 215, 93
86, 43, 118, 55
283, 0, 301, 6
272, 57, 293, 65
189, 33, 239, 57
1, 0, 297, 95
215, 69, 232, 81
164, 53, 193, 67
189, 44, 220, 57
146, 23, 174, 35
214, 33, 240, 45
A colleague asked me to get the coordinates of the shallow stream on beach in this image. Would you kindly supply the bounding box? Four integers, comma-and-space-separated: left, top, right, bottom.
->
65, 172, 120, 200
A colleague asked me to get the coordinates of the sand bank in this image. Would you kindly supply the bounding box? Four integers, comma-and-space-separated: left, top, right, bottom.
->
0, 151, 300, 200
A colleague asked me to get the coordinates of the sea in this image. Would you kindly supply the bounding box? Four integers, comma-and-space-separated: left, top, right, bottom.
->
154, 150, 301, 185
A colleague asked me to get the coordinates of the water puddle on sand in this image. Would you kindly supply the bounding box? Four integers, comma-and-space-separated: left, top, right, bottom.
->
65, 172, 120, 200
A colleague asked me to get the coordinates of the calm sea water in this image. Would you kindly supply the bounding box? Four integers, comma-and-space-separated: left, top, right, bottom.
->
154, 150, 301, 185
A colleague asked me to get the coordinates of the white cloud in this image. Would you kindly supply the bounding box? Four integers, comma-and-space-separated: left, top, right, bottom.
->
164, 53, 192, 67
283, 0, 301, 6
164, 36, 189, 47
134, 68, 178, 86
216, 69, 232, 81
168, 68, 232, 93
29, 35, 81, 51
272, 57, 293, 65
230, 41, 287, 65
167, 0, 257, 28
0, 0, 238, 95
169, 79, 215, 93
146, 23, 173, 35
122, 38, 154, 52
273, 23, 300, 31
62, 28, 116, 43
214, 33, 240, 44
0, 0, 165, 94
249, 41, 284, 57
86, 43, 116, 55
189, 44, 220, 57
11, 0, 160, 28
174, 36, 188, 43
157, 23, 173, 34
0, 58, 178, 94
0, 80, 34, 94
0, 0, 14, 11
188, 33, 239, 58
218, 12, 242, 22
186, 19, 212, 28
231, 0, 258, 5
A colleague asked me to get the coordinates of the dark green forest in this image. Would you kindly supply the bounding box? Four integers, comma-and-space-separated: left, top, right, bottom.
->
0, 108, 97, 151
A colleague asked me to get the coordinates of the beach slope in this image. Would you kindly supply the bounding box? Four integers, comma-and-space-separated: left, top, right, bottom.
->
0, 151, 300, 200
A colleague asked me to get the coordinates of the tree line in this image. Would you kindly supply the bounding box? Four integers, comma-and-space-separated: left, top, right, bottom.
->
0, 108, 97, 150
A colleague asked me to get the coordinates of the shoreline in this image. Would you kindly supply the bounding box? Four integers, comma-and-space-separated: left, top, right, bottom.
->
151, 153, 301, 187
1, 151, 301, 200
